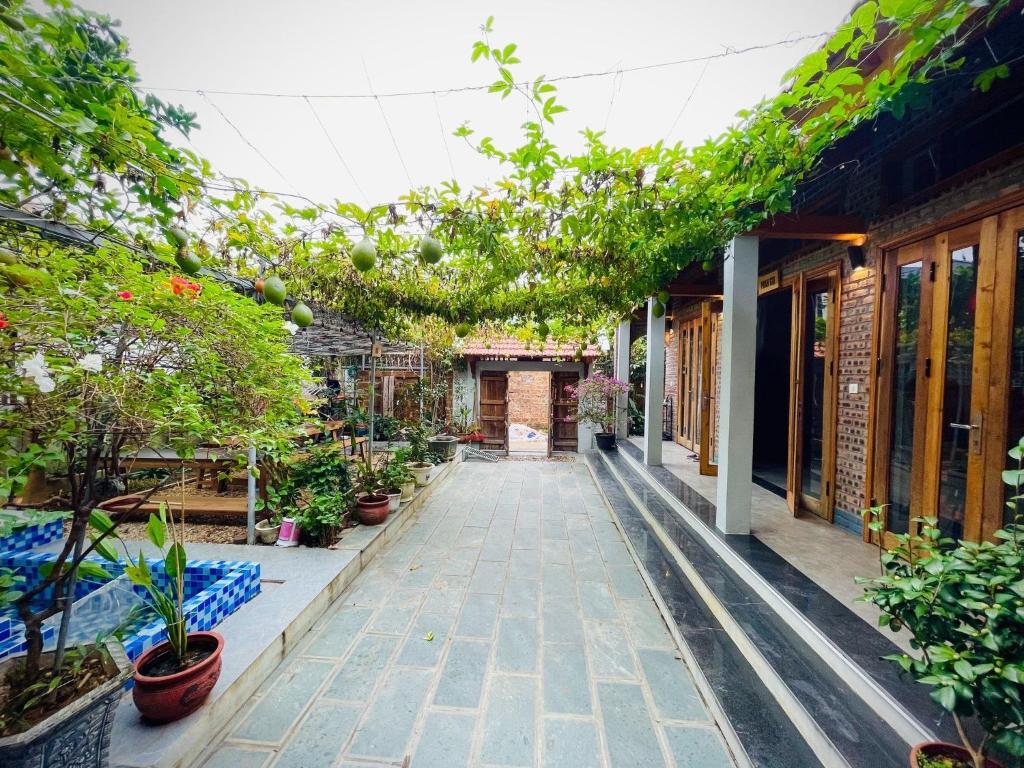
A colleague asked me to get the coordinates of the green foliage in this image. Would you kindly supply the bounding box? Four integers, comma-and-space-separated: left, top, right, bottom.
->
380, 457, 413, 490
267, 444, 352, 545
858, 436, 1024, 764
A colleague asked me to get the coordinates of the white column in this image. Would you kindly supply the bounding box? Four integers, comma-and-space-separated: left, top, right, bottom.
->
643, 298, 665, 466
716, 235, 759, 534
614, 320, 630, 439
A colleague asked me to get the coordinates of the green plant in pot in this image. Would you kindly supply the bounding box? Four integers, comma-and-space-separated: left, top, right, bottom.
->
402, 423, 434, 486
857, 436, 1024, 768
122, 504, 223, 724
353, 452, 389, 526
281, 445, 352, 547
379, 458, 413, 508
566, 373, 630, 450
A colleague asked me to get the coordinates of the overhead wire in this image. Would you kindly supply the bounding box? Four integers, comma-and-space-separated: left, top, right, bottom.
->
664, 57, 712, 141
302, 95, 369, 205
433, 92, 457, 179
362, 58, 414, 189
138, 33, 829, 101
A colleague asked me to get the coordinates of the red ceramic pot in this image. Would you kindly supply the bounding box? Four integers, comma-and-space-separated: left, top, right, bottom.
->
356, 493, 390, 525
132, 631, 224, 723
910, 742, 1004, 768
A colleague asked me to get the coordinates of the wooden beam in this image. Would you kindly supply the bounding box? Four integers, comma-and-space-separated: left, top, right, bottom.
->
750, 214, 866, 242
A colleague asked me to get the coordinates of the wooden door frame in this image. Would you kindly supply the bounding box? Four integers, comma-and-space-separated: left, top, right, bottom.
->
676, 314, 703, 452
784, 262, 842, 521
478, 371, 509, 453
698, 300, 721, 476
549, 371, 580, 454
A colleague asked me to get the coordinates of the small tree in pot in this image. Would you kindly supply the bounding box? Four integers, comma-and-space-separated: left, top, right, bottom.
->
565, 373, 631, 450
857, 436, 1024, 768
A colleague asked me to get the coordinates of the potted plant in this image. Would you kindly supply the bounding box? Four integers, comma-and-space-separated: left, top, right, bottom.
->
566, 373, 631, 450
391, 449, 417, 501
857, 436, 1024, 768
403, 424, 434, 486
427, 431, 459, 461
124, 505, 224, 724
353, 453, 389, 526
254, 512, 281, 545
379, 459, 412, 511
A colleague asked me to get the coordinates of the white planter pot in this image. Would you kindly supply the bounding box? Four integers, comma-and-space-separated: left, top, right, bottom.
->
405, 461, 434, 487
255, 519, 280, 544
400, 481, 415, 501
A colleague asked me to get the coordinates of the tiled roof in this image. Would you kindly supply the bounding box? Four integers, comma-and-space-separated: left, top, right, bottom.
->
459, 336, 601, 360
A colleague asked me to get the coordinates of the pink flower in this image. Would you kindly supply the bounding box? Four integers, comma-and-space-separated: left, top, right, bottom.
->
117, 291, 133, 301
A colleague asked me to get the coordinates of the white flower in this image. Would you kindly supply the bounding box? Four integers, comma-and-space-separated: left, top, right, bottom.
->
18, 352, 56, 393
282, 321, 299, 336
78, 353, 103, 373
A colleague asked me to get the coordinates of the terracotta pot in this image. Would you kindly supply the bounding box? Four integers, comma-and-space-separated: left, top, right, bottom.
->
356, 493, 390, 525
595, 432, 616, 450
910, 742, 1004, 768
132, 632, 224, 724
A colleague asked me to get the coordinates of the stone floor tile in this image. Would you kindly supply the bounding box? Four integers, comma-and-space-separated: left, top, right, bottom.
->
480, 674, 538, 767
469, 559, 507, 594
421, 574, 469, 615
434, 638, 490, 708
619, 599, 675, 649
502, 576, 540, 617
368, 589, 424, 635
304, 606, 373, 658
455, 592, 500, 639
397, 612, 454, 667
542, 718, 602, 768
200, 747, 271, 768
607, 564, 649, 599
585, 621, 636, 679
542, 538, 572, 564
495, 615, 539, 673
637, 648, 707, 722
598, 682, 667, 768
579, 581, 619, 621
412, 711, 476, 767
232, 658, 334, 742
663, 725, 733, 768
441, 547, 479, 576
347, 668, 433, 760
543, 643, 591, 715
324, 634, 399, 702
541, 562, 575, 598
273, 700, 361, 768
542, 596, 585, 644
509, 547, 541, 578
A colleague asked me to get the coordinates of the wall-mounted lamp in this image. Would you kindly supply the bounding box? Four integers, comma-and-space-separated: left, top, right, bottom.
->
847, 244, 866, 270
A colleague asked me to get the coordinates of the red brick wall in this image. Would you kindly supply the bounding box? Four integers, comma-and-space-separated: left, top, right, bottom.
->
665, 328, 679, 436
508, 371, 550, 431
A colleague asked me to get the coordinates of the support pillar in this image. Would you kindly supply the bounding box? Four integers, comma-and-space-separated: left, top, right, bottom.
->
614, 320, 630, 440
643, 298, 665, 466
715, 235, 759, 534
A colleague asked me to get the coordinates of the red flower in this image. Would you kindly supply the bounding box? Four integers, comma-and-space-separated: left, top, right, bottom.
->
117, 291, 133, 301
0, 311, 7, 329
167, 276, 201, 298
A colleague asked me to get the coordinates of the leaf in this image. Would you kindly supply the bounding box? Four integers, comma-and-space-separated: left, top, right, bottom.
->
90, 534, 119, 563
931, 685, 957, 712
76, 560, 112, 582
89, 509, 116, 535
423, 631, 434, 642
164, 543, 186, 580
146, 512, 165, 549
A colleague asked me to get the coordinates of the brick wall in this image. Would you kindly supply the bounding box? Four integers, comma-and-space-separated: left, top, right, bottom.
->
665, 327, 678, 436
508, 371, 550, 431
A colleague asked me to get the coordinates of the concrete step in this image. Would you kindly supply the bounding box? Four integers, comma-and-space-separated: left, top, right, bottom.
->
586, 447, 941, 768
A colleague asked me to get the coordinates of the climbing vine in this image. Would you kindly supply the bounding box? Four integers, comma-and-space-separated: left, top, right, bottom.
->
0, 0, 1014, 341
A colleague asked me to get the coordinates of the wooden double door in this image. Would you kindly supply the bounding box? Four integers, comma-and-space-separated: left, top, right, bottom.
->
675, 301, 722, 476
478, 370, 580, 454
873, 204, 1024, 544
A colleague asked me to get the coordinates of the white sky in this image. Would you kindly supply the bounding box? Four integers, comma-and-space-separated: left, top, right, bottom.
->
75, 0, 854, 208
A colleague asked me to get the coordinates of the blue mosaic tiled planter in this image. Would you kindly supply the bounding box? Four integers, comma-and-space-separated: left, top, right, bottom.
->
0, 551, 260, 664
0, 515, 65, 555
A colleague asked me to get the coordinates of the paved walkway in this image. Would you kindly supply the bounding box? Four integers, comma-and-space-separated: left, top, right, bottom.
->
195, 460, 737, 768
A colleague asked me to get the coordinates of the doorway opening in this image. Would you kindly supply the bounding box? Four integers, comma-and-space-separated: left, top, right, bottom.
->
753, 288, 793, 495
507, 371, 551, 454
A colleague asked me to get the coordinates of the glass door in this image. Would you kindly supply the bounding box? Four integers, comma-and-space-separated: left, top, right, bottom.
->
791, 270, 839, 520
874, 206, 1024, 545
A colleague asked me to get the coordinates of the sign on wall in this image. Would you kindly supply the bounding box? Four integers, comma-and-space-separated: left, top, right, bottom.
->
758, 269, 781, 296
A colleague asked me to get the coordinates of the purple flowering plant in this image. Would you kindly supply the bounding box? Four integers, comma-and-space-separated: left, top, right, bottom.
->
564, 373, 631, 433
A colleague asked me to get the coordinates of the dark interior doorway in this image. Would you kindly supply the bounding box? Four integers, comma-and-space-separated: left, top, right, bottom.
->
753, 288, 792, 496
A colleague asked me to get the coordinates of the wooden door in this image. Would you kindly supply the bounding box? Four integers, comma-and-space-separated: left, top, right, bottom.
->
699, 301, 722, 476
790, 269, 840, 521
873, 204, 1024, 545
550, 372, 579, 453
479, 372, 509, 452
677, 317, 702, 451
